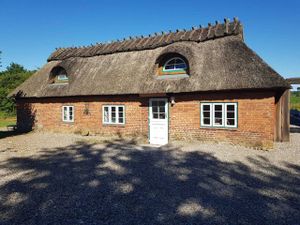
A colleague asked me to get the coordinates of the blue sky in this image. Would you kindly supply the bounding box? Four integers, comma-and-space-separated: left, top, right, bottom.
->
0, 0, 299, 78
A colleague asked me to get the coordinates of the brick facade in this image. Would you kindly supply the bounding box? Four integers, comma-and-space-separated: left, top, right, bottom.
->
16, 91, 276, 148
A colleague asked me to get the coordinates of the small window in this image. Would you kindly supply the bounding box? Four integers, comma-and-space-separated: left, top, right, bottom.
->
163, 57, 187, 73
201, 103, 237, 128
57, 74, 68, 81
102, 105, 125, 125
50, 66, 69, 84
62, 106, 74, 122
151, 100, 166, 119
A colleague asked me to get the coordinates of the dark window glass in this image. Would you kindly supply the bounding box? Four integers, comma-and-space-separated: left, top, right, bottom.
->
203, 105, 210, 111
227, 105, 234, 111
204, 118, 210, 125
227, 119, 235, 126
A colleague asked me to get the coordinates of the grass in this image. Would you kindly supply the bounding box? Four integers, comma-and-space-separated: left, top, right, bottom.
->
0, 116, 16, 128
291, 92, 300, 110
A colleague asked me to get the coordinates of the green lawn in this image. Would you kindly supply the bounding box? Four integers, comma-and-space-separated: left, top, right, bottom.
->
0, 117, 16, 128
291, 92, 300, 110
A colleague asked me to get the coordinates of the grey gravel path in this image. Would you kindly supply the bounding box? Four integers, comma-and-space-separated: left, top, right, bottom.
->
0, 131, 299, 225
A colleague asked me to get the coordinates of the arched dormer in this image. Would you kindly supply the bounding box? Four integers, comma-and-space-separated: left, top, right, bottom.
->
49, 66, 69, 84
156, 53, 189, 79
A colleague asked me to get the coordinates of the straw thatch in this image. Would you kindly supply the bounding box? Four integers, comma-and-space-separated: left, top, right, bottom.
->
286, 77, 300, 85
10, 18, 289, 98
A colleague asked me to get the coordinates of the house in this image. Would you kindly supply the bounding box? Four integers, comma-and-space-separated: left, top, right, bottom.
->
10, 18, 290, 148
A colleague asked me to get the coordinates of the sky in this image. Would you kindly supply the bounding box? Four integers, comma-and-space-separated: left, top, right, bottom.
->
0, 0, 299, 78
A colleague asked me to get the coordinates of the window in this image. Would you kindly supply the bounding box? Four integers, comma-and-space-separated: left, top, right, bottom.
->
103, 105, 125, 125
151, 100, 166, 119
200, 103, 237, 128
57, 74, 68, 81
49, 66, 69, 84
163, 57, 187, 73
62, 106, 74, 122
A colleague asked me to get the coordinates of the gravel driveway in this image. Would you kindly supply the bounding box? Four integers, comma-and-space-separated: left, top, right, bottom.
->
0, 131, 299, 225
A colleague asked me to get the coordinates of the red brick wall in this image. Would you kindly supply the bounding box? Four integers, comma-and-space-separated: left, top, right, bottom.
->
16, 91, 276, 148
169, 91, 275, 148
16, 96, 149, 139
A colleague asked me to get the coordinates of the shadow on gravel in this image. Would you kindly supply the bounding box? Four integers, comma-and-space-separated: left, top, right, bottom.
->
0, 139, 299, 225
0, 130, 29, 139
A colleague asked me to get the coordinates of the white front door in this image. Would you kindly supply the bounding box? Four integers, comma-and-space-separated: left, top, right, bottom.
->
149, 98, 169, 145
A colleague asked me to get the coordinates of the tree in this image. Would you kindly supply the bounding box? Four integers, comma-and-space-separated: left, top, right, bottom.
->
0, 63, 35, 116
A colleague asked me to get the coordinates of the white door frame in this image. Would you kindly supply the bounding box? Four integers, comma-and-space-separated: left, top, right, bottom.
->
149, 98, 169, 145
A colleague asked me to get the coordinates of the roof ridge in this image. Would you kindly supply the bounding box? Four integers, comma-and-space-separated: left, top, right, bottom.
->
49, 17, 243, 61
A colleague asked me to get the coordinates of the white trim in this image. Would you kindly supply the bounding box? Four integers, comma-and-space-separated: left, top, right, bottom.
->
200, 103, 212, 127
200, 102, 238, 128
62, 106, 74, 122
149, 98, 169, 145
212, 103, 224, 127
224, 103, 237, 128
102, 105, 125, 125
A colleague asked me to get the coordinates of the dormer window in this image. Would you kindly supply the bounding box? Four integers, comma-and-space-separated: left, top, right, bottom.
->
163, 57, 187, 73
49, 66, 69, 84
57, 74, 68, 81
156, 53, 189, 79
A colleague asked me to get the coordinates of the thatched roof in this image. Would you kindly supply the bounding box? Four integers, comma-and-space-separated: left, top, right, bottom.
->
11, 18, 289, 98
286, 77, 300, 85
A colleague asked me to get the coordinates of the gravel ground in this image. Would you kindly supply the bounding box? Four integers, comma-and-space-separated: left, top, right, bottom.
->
0, 130, 299, 225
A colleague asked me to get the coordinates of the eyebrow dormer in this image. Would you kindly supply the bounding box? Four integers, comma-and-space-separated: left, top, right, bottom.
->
49, 66, 69, 84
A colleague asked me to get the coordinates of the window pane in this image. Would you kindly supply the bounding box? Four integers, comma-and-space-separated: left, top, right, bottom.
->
214, 105, 222, 111
159, 106, 165, 113
227, 105, 234, 111
227, 112, 235, 119
203, 112, 210, 117
215, 112, 222, 118
175, 63, 186, 69
119, 117, 124, 123
203, 105, 210, 111
164, 58, 187, 71
152, 101, 158, 106
165, 65, 173, 70
110, 107, 116, 123
158, 101, 165, 107
214, 118, 223, 125
153, 112, 159, 119
204, 118, 210, 125
104, 107, 109, 122
152, 106, 158, 113
111, 114, 116, 123
159, 113, 166, 119
63, 107, 68, 120
227, 119, 235, 126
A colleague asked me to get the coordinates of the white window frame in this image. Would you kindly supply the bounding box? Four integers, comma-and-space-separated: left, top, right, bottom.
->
213, 103, 225, 127
200, 102, 238, 128
163, 57, 187, 72
62, 106, 74, 122
200, 103, 212, 127
225, 103, 238, 128
102, 105, 125, 125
